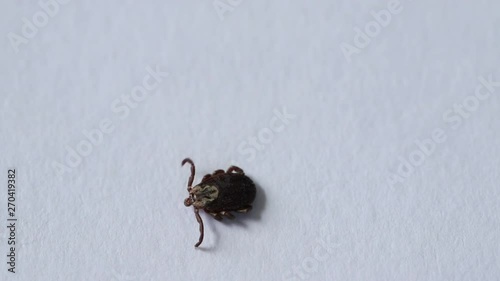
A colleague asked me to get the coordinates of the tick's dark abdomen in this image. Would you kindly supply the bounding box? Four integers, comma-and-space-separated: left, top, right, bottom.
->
203, 174, 256, 212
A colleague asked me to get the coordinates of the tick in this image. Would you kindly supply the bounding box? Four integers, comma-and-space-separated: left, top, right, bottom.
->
182, 158, 256, 248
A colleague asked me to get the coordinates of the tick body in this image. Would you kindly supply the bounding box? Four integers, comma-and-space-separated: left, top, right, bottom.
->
182, 158, 256, 248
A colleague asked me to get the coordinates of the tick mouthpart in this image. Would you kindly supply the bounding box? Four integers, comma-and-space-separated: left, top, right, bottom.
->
184, 197, 194, 207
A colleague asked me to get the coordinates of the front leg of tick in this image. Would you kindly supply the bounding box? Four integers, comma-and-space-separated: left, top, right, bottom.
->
194, 208, 204, 247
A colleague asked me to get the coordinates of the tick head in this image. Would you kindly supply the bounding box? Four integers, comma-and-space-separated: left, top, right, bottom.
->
185, 184, 219, 208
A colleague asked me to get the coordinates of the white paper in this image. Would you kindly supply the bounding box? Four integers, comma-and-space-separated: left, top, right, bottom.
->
1, 1, 499, 280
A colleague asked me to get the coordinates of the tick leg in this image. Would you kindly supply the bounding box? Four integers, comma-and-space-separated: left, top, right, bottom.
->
220, 211, 235, 219
208, 212, 223, 221
212, 169, 225, 176
182, 158, 196, 190
236, 205, 252, 213
227, 166, 244, 175
201, 174, 212, 183
194, 208, 204, 248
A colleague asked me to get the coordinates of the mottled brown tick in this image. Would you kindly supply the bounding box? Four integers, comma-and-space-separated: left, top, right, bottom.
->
182, 158, 256, 248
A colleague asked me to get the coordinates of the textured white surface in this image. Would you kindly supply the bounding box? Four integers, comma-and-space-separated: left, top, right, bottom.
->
1, 1, 500, 280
